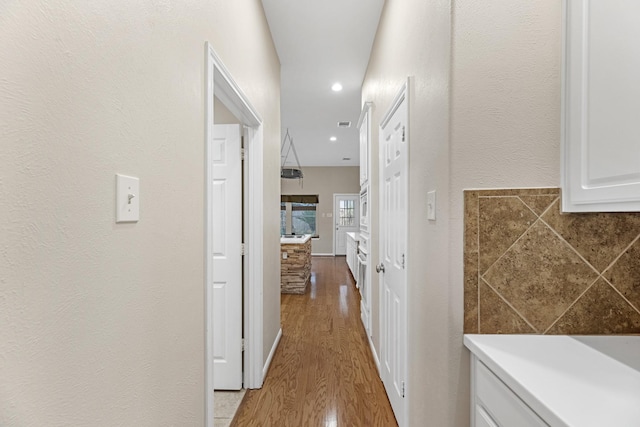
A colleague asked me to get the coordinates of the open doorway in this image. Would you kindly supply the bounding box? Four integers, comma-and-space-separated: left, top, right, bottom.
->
205, 43, 265, 426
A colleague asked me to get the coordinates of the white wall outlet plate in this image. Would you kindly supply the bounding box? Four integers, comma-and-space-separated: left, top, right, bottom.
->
116, 174, 140, 223
427, 190, 436, 221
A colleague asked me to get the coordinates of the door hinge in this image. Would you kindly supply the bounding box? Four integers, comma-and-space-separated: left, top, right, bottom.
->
402, 381, 405, 398
402, 126, 405, 142
401, 253, 405, 269
241, 243, 246, 256
241, 148, 246, 161
241, 338, 245, 352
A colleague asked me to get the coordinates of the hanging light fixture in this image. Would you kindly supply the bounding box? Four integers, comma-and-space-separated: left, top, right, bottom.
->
280, 128, 304, 181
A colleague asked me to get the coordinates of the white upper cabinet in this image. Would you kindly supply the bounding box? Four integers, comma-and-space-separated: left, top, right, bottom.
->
562, 0, 640, 212
358, 102, 372, 187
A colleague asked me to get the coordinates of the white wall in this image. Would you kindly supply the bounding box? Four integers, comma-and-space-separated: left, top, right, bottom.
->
363, 0, 452, 424
214, 97, 240, 124
449, 3, 561, 424
0, 1, 280, 425
364, 0, 561, 425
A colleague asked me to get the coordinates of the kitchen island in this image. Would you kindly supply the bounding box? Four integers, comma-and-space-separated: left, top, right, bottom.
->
280, 234, 312, 294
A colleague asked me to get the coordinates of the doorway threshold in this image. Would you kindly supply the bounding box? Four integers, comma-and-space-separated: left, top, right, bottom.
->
214, 389, 246, 426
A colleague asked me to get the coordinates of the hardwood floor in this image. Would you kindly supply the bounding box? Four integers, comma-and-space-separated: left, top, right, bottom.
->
232, 256, 398, 427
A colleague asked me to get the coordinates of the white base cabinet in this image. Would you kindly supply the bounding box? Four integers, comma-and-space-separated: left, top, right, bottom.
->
465, 334, 640, 427
471, 356, 547, 427
345, 232, 359, 283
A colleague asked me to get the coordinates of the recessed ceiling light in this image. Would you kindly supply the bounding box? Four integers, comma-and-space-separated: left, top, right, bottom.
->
330, 136, 337, 142
331, 82, 343, 92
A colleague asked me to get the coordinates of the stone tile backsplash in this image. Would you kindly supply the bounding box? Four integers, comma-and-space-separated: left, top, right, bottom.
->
464, 188, 640, 335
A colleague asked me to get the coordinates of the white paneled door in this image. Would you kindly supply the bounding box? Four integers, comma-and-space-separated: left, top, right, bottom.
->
334, 194, 360, 256
378, 85, 408, 426
212, 124, 243, 390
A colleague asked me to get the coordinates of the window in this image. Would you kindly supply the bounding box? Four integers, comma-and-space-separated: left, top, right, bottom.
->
291, 203, 317, 235
281, 195, 319, 237
338, 199, 356, 226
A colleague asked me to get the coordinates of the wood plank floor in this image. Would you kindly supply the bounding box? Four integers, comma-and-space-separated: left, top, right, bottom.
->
231, 256, 398, 427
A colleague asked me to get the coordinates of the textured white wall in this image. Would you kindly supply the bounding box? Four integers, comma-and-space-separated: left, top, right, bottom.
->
364, 0, 561, 425
363, 0, 452, 424
0, 1, 280, 425
449, 3, 561, 424
214, 97, 240, 124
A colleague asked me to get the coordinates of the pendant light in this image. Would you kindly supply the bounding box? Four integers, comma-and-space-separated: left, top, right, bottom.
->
280, 128, 304, 181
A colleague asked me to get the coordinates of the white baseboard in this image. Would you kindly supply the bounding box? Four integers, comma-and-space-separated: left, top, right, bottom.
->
262, 327, 282, 380
311, 253, 334, 257
367, 332, 381, 375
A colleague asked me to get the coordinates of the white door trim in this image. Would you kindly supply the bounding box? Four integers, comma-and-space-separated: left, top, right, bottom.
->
378, 79, 410, 427
333, 193, 360, 256
205, 43, 264, 426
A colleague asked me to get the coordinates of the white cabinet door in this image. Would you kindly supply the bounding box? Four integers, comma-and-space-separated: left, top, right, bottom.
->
212, 124, 243, 390
474, 360, 548, 427
379, 85, 408, 426
562, 0, 640, 212
475, 406, 499, 427
359, 105, 370, 186
346, 233, 354, 275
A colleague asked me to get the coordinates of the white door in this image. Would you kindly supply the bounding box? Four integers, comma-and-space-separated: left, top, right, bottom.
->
333, 194, 360, 256
212, 124, 243, 390
378, 87, 408, 426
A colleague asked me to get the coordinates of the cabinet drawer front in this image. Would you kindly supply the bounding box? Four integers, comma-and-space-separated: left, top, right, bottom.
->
475, 360, 548, 427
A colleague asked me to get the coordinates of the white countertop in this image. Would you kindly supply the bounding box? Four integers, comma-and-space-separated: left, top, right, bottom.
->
345, 231, 359, 240
464, 334, 640, 426
280, 234, 312, 244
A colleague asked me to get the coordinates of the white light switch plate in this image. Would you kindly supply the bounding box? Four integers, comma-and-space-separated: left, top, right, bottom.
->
116, 174, 140, 223
427, 190, 436, 221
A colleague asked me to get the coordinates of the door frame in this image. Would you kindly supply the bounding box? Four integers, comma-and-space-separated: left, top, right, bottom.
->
333, 193, 360, 256
205, 43, 264, 426
378, 79, 410, 427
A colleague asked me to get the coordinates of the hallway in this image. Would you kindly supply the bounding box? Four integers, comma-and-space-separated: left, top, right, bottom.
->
232, 257, 397, 426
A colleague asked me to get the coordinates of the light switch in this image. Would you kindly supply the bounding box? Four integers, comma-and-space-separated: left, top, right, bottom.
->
427, 190, 436, 221
116, 174, 140, 223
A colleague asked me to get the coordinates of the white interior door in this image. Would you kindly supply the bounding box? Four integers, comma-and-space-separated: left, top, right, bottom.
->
212, 124, 243, 390
333, 194, 360, 256
378, 88, 408, 426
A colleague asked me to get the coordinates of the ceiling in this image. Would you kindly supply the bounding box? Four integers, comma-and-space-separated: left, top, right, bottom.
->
261, 0, 385, 167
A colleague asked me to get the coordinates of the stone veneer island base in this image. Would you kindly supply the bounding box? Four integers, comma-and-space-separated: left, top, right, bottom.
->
280, 235, 312, 294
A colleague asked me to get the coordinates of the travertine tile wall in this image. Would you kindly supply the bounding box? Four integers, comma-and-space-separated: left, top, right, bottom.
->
464, 188, 640, 334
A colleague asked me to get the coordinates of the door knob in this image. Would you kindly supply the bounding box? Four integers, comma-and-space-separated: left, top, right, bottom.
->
376, 263, 385, 273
